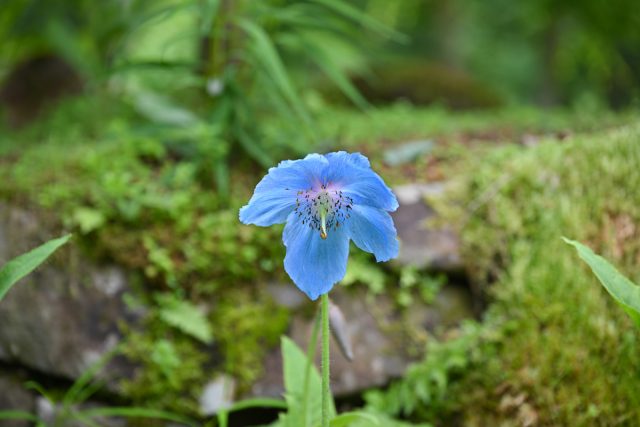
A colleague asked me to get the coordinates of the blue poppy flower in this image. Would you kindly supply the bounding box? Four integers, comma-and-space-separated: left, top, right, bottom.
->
239, 151, 399, 300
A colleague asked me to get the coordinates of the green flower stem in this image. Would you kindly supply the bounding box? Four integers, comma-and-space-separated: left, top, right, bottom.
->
321, 293, 331, 427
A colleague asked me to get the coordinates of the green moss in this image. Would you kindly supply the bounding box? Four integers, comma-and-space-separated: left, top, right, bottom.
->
117, 286, 288, 413
119, 318, 211, 415
369, 123, 640, 425
212, 288, 290, 390
455, 125, 640, 425
3, 93, 638, 419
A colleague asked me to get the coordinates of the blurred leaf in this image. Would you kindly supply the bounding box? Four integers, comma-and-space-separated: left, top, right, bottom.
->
72, 207, 106, 234
200, 0, 221, 36
156, 293, 214, 344
236, 126, 274, 167
0, 410, 42, 424
343, 257, 386, 294
295, 31, 368, 110
563, 238, 640, 328
0, 235, 71, 302
134, 92, 200, 127
383, 140, 434, 166
46, 19, 100, 78
310, 0, 407, 42
329, 411, 379, 427
63, 346, 118, 407
151, 339, 181, 379
79, 406, 197, 427
237, 18, 310, 124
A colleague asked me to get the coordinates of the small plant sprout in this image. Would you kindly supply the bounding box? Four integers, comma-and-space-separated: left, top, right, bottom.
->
240, 151, 399, 426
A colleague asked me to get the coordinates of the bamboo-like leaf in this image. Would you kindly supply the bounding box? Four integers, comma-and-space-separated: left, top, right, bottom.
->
310, 0, 407, 42
235, 126, 274, 167
0, 234, 71, 302
237, 18, 310, 124
295, 32, 368, 109
563, 238, 640, 327
200, 0, 220, 36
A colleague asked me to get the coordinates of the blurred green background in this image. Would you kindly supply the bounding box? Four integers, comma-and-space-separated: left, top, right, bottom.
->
0, 0, 639, 426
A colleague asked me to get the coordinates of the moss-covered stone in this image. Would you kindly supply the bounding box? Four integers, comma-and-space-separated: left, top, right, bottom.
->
369, 124, 640, 425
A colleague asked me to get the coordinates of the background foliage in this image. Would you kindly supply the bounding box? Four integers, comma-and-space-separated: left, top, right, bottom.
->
1, 0, 639, 425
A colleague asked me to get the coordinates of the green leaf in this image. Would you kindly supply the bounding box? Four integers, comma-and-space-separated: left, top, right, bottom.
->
63, 347, 117, 407
329, 411, 380, 427
0, 234, 71, 302
310, 0, 407, 42
79, 407, 197, 427
281, 336, 335, 427
134, 92, 200, 127
200, 0, 220, 36
235, 126, 274, 168
156, 293, 214, 344
237, 18, 310, 124
0, 410, 42, 423
217, 398, 288, 427
72, 207, 106, 234
563, 238, 640, 327
294, 32, 368, 110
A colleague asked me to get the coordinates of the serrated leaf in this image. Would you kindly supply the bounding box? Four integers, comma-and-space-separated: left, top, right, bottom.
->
156, 294, 214, 344
0, 235, 71, 302
563, 237, 640, 328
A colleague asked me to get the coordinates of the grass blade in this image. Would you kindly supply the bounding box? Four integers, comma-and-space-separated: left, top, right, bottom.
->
310, 0, 407, 42
80, 407, 198, 426
0, 234, 71, 302
237, 18, 310, 124
0, 410, 42, 423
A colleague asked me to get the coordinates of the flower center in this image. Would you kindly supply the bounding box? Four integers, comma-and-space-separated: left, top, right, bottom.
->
294, 185, 353, 239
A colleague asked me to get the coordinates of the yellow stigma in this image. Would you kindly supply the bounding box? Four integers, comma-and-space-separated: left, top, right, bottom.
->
320, 208, 328, 239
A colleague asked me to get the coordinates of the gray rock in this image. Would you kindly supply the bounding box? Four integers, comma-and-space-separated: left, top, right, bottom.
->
199, 374, 237, 416
250, 285, 473, 399
0, 203, 136, 386
266, 282, 307, 310
0, 375, 36, 427
392, 183, 462, 271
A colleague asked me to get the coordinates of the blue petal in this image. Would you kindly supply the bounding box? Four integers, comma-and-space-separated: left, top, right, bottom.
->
239, 154, 328, 226
323, 152, 398, 212
283, 211, 350, 300
349, 205, 399, 262
324, 151, 370, 168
